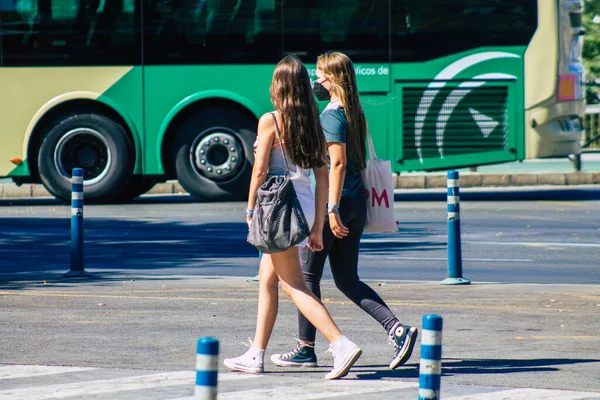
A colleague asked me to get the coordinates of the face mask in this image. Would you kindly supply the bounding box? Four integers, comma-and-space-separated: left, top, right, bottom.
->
312, 81, 331, 101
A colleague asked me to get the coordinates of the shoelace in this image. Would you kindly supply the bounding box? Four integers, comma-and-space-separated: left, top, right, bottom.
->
325, 346, 343, 369
282, 340, 314, 359
387, 324, 405, 346
241, 337, 254, 348
281, 345, 302, 359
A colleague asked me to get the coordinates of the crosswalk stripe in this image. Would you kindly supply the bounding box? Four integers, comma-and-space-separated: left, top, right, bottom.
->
0, 367, 258, 400
0, 371, 195, 400
217, 373, 262, 381
0, 365, 96, 380
1, 365, 597, 400
445, 388, 600, 400
216, 379, 418, 400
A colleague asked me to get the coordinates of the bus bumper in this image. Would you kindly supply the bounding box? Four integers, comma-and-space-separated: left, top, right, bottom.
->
526, 101, 585, 158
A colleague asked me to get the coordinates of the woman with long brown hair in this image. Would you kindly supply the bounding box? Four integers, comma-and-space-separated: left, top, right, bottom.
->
223, 55, 362, 380
271, 51, 418, 370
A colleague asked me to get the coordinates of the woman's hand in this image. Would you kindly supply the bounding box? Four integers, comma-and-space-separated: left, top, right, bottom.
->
307, 229, 324, 252
246, 207, 254, 229
329, 212, 349, 239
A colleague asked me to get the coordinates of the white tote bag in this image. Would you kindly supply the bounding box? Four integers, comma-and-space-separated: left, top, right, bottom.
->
361, 132, 396, 233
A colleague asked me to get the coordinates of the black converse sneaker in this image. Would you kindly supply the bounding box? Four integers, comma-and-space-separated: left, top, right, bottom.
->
389, 322, 418, 369
271, 341, 318, 367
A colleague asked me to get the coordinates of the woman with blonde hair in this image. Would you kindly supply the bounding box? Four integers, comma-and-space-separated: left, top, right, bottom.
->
223, 55, 362, 380
271, 51, 418, 370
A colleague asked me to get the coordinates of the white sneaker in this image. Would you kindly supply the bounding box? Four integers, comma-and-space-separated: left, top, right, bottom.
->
223, 349, 264, 373
325, 336, 362, 380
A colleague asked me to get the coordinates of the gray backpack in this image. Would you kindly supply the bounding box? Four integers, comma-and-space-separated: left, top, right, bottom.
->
246, 113, 310, 253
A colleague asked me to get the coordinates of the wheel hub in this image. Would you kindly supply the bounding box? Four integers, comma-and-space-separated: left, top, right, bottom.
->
192, 131, 243, 181
76, 147, 97, 167
54, 128, 111, 185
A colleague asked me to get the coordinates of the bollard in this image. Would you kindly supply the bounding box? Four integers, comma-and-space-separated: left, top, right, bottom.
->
64, 168, 91, 278
441, 170, 470, 285
195, 337, 219, 400
418, 314, 443, 400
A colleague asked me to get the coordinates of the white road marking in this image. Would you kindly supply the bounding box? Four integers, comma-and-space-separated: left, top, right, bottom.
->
0, 365, 96, 379
96, 240, 190, 245
0, 249, 49, 253
0, 232, 62, 237
216, 379, 418, 400
0, 371, 196, 399
361, 237, 599, 249
362, 255, 533, 262
464, 241, 600, 248
445, 388, 600, 399
0, 366, 597, 400
360, 237, 442, 243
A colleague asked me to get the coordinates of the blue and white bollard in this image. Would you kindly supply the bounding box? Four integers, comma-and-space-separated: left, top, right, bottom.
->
64, 168, 91, 278
195, 337, 219, 400
441, 170, 470, 285
418, 314, 443, 400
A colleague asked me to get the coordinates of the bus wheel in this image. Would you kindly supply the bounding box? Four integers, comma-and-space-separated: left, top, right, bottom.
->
38, 113, 134, 203
174, 107, 256, 201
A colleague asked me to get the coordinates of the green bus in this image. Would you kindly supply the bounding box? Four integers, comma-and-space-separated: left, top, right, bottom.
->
0, 0, 586, 203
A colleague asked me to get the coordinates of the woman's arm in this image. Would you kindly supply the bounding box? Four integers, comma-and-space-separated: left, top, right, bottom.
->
327, 142, 346, 208
247, 113, 275, 224
308, 163, 328, 252
327, 142, 350, 238
313, 163, 328, 232
320, 109, 350, 238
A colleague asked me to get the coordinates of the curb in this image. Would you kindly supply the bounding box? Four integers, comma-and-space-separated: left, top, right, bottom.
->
0, 171, 599, 200
394, 171, 600, 189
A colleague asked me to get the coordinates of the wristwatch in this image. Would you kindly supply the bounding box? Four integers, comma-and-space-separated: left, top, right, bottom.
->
327, 204, 339, 214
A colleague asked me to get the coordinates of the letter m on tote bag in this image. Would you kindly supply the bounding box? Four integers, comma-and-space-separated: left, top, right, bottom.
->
361, 133, 396, 233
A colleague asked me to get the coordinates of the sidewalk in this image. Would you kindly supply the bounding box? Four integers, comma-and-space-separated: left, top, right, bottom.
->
1, 155, 599, 200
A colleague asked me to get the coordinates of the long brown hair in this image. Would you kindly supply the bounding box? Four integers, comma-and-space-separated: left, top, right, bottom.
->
269, 56, 326, 169
317, 51, 367, 171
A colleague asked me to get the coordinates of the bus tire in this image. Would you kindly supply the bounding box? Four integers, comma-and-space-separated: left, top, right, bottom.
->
38, 113, 134, 203
174, 107, 256, 201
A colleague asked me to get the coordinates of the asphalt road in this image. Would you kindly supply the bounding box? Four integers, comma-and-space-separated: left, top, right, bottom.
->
0, 194, 599, 398
0, 195, 599, 284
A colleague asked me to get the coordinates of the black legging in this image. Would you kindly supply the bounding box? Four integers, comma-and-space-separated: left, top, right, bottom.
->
298, 190, 399, 343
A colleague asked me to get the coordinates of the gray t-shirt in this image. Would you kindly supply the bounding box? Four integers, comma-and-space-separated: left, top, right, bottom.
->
316, 103, 364, 198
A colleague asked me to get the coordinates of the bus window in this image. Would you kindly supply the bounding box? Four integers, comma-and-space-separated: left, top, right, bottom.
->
143, 0, 281, 64
282, 0, 389, 62
1, 0, 140, 66
391, 0, 537, 62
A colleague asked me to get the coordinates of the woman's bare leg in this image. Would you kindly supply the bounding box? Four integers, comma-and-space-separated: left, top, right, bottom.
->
223, 255, 278, 373
252, 254, 279, 349
270, 247, 342, 344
